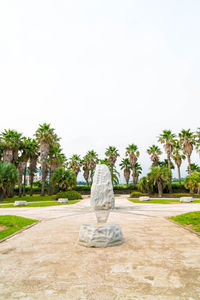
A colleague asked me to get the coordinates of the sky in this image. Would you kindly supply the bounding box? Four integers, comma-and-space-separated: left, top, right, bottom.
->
0, 0, 200, 181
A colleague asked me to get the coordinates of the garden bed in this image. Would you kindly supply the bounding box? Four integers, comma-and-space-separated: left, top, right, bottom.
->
0, 215, 38, 241
169, 212, 200, 233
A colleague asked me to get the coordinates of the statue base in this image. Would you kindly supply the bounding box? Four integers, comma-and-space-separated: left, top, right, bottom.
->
78, 223, 123, 248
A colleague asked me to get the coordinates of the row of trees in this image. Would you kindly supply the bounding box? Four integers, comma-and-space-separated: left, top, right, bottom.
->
0, 125, 200, 198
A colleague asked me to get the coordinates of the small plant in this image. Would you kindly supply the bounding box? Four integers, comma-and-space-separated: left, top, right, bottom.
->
56, 190, 82, 200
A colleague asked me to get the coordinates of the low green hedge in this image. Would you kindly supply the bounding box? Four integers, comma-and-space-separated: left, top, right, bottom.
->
130, 191, 145, 197
56, 191, 82, 200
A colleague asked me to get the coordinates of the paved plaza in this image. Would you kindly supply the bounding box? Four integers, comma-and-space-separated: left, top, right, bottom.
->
0, 196, 200, 299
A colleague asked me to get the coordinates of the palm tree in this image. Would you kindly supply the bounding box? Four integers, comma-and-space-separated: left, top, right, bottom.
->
125, 144, 140, 184
195, 128, 200, 158
157, 159, 175, 169
87, 150, 99, 183
0, 129, 22, 164
105, 146, 119, 185
171, 142, 186, 184
158, 130, 176, 192
17, 137, 33, 196
0, 162, 18, 200
147, 145, 162, 166
28, 139, 39, 196
147, 166, 172, 197
134, 162, 142, 184
51, 167, 76, 191
119, 158, 131, 186
82, 154, 90, 186
179, 129, 195, 176
185, 172, 200, 195
69, 154, 82, 177
35, 123, 59, 196
0, 129, 22, 196
48, 144, 66, 195
100, 158, 120, 185
186, 163, 200, 174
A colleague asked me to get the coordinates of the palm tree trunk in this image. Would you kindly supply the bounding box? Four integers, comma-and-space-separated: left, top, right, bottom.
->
18, 177, 22, 197
167, 154, 172, 193
157, 181, 163, 197
177, 166, 181, 184
187, 155, 192, 176
30, 175, 33, 196
48, 169, 53, 195
41, 162, 49, 196
23, 167, 26, 196
132, 166, 136, 184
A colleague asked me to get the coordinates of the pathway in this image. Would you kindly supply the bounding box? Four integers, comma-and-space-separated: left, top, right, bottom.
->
0, 196, 200, 299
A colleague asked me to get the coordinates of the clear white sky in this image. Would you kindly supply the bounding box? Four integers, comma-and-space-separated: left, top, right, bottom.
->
0, 0, 200, 181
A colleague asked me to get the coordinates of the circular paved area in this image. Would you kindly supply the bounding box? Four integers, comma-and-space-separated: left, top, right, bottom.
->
0, 196, 200, 299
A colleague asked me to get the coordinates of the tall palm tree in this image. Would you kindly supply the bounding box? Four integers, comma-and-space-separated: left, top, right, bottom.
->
158, 130, 176, 169
18, 137, 33, 196
172, 142, 186, 184
195, 128, 200, 158
87, 150, 99, 183
100, 158, 120, 185
179, 129, 195, 176
69, 154, 82, 177
125, 144, 140, 184
158, 130, 176, 192
134, 162, 142, 184
119, 158, 131, 186
48, 144, 66, 195
35, 123, 59, 196
105, 146, 119, 185
147, 145, 162, 166
28, 139, 39, 196
82, 154, 90, 186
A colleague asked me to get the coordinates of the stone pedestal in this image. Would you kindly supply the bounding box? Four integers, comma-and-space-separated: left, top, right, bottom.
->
14, 201, 27, 206
139, 196, 150, 201
78, 223, 123, 248
180, 197, 193, 203
58, 198, 68, 203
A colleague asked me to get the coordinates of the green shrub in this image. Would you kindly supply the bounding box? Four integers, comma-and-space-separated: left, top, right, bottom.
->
130, 191, 144, 198
56, 190, 82, 200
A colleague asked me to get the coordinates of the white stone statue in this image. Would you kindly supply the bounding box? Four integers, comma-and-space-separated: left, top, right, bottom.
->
90, 164, 115, 210
78, 164, 123, 248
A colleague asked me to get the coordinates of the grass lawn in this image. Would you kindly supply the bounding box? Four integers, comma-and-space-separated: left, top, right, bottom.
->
1, 194, 57, 204
169, 211, 200, 232
128, 198, 200, 204
0, 215, 38, 240
0, 200, 79, 208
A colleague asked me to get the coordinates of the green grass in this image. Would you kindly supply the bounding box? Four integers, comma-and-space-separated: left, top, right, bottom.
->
0, 215, 38, 240
128, 198, 200, 204
0, 200, 79, 208
169, 211, 200, 232
1, 194, 56, 204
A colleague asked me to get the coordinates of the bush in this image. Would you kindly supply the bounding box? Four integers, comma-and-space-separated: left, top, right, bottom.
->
130, 191, 145, 198
56, 190, 82, 200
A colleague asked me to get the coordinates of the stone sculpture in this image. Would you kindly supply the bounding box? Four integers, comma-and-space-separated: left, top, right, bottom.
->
78, 164, 123, 248
90, 164, 115, 210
